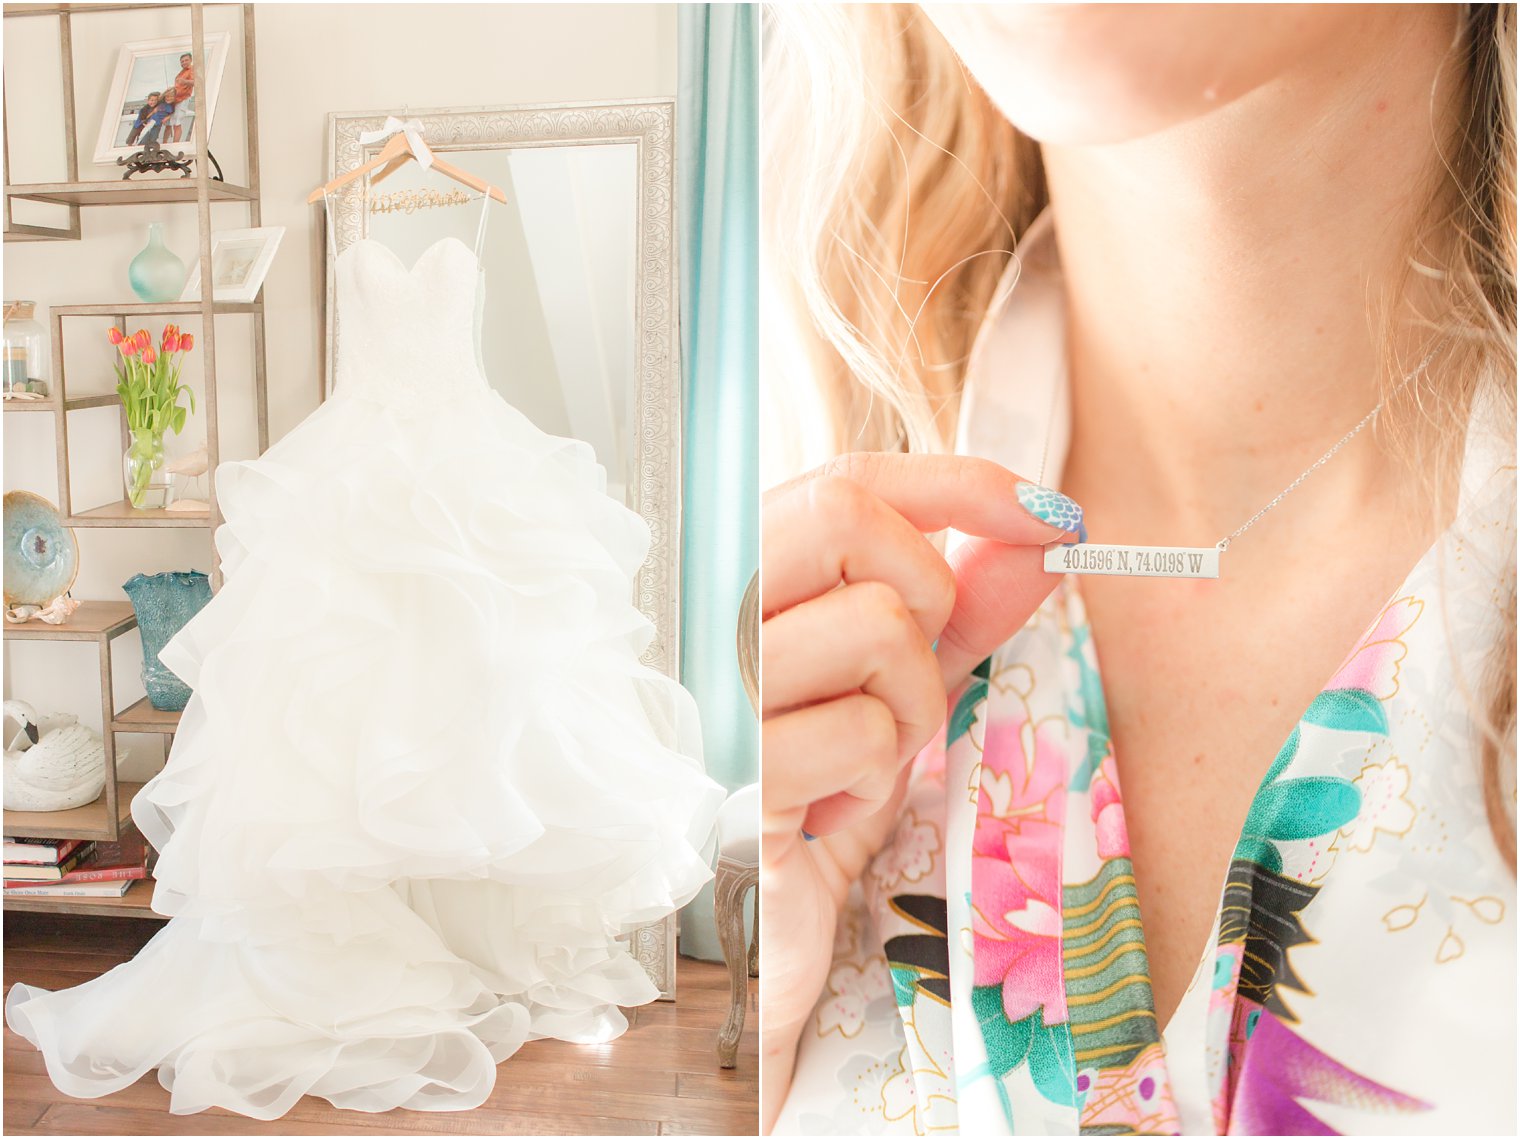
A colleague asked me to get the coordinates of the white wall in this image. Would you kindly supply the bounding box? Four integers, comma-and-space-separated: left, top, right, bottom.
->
3, 4, 676, 775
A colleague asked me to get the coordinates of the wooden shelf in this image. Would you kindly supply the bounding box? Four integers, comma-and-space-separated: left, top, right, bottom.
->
68, 500, 211, 527
66, 393, 119, 409
52, 300, 262, 317
3, 4, 266, 902
4, 393, 119, 413
111, 697, 181, 735
3, 876, 163, 919
6, 3, 194, 16
3, 220, 77, 242
5, 179, 257, 207
1, 600, 136, 641
2, 396, 57, 411
3, 782, 143, 840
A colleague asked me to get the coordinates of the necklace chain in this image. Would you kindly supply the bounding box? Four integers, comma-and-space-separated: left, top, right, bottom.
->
1213, 349, 1438, 551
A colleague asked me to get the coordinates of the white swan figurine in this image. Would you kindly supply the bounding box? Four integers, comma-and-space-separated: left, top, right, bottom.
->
3, 700, 107, 812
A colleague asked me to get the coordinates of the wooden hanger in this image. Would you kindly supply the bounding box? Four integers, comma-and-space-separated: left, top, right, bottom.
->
307, 127, 507, 205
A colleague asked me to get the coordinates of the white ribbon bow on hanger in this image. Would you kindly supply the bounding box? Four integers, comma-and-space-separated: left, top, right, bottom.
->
358, 116, 433, 168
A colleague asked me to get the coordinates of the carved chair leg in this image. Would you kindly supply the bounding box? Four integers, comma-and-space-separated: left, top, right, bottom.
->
748, 887, 759, 978
714, 855, 756, 1069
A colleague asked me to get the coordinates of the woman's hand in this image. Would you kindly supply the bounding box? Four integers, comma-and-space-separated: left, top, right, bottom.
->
759, 453, 1081, 1130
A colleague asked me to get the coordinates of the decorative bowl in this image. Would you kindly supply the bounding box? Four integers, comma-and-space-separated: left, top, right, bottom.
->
3, 491, 78, 607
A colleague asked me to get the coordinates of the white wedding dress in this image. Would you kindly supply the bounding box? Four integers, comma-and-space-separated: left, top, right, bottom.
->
5, 194, 724, 1119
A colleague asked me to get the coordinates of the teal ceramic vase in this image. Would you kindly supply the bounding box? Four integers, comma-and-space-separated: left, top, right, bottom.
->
122, 571, 211, 710
127, 223, 186, 303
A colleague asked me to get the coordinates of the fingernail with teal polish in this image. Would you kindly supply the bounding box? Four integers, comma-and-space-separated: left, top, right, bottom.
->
930, 638, 940, 653
1015, 481, 1085, 543
802, 830, 817, 842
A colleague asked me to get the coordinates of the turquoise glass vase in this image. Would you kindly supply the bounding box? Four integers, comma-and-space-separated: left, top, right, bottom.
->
122, 571, 211, 711
127, 222, 186, 303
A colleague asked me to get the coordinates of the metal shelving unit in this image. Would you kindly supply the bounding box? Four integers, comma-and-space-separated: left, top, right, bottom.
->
2, 602, 148, 841
2, 2, 264, 915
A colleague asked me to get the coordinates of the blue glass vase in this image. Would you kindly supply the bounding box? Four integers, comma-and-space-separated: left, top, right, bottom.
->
127, 222, 186, 303
122, 571, 211, 711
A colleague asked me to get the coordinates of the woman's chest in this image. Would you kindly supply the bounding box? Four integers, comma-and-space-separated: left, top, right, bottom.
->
783, 541, 1515, 1135
1072, 547, 1431, 1025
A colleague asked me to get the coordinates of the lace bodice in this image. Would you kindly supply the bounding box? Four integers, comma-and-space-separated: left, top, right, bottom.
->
332, 237, 488, 401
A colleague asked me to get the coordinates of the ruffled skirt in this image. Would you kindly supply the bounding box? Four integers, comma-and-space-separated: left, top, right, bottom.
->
5, 386, 723, 1118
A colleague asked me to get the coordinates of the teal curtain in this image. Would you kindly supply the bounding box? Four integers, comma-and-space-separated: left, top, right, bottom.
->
676, 2, 759, 963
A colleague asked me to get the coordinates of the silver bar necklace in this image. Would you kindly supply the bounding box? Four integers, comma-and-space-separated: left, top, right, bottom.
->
1041, 351, 1436, 580
1045, 541, 1220, 579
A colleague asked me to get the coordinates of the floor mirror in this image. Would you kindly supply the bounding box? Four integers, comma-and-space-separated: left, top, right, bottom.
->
321, 99, 683, 998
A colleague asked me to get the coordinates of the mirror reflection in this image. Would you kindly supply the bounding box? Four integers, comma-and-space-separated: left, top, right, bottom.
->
365, 144, 639, 505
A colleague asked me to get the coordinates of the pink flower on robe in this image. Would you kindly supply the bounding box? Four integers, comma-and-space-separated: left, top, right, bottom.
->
1090, 751, 1130, 858
1326, 596, 1422, 699
971, 712, 1068, 1026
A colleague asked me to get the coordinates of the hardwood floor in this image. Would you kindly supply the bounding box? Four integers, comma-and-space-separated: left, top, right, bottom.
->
3, 913, 757, 1136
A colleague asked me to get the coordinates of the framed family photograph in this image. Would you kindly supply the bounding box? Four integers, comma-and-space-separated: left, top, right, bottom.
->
93, 32, 231, 165
180, 227, 284, 303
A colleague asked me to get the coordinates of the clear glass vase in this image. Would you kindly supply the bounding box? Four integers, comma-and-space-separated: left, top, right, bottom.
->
123, 428, 173, 509
2, 301, 48, 397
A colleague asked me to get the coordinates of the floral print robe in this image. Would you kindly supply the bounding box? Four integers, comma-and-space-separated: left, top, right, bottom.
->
774, 216, 1516, 1136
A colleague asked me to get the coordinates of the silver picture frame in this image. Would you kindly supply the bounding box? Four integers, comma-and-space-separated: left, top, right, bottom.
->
321, 99, 684, 999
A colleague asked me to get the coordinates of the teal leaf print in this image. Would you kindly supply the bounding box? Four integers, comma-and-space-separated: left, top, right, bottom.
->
948, 678, 989, 747
972, 983, 1031, 1078
1249, 777, 1361, 841
1027, 1022, 1077, 1108
1066, 623, 1112, 794
890, 965, 918, 1008
1234, 688, 1384, 870
1302, 688, 1388, 735
1234, 836, 1284, 873
1261, 727, 1300, 786
970, 986, 1076, 1108
1237, 777, 1361, 869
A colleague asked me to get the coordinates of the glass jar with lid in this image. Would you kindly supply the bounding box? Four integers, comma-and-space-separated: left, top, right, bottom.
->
2, 301, 48, 398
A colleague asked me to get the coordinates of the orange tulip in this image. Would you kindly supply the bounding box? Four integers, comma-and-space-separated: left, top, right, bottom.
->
141, 346, 157, 365
161, 323, 175, 344
135, 330, 151, 351
180, 333, 194, 352
163, 330, 180, 353
119, 340, 136, 357
107, 326, 125, 346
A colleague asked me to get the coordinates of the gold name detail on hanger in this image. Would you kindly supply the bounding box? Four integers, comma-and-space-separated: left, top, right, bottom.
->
369, 188, 473, 215
1044, 543, 1220, 579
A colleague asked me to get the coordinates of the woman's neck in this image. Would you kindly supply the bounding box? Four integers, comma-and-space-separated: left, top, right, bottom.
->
1043, 6, 1463, 546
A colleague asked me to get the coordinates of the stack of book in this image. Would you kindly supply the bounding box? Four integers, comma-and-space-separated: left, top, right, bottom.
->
3, 828, 152, 898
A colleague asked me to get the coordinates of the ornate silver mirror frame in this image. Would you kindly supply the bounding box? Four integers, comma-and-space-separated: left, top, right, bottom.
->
322, 100, 683, 999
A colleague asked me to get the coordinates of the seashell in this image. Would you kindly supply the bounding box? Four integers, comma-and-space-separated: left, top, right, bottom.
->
5, 595, 80, 625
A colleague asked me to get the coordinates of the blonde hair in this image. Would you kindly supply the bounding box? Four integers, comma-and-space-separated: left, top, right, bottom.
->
763, 5, 1038, 460
764, 4, 1516, 862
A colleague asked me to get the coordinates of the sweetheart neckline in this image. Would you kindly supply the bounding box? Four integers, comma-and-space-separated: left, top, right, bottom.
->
336, 235, 481, 277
